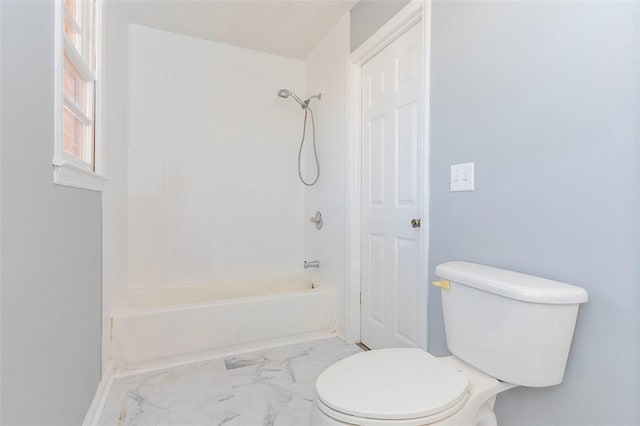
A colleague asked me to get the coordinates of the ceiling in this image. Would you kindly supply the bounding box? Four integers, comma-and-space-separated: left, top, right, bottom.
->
124, 0, 358, 60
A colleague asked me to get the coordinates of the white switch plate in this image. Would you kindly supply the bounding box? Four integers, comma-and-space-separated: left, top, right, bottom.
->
450, 162, 475, 191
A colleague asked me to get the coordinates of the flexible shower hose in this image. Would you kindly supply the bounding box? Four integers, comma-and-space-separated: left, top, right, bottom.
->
298, 107, 320, 186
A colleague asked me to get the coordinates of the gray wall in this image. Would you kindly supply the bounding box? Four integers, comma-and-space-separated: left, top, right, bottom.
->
429, 2, 639, 426
350, 0, 411, 51
0, 1, 102, 425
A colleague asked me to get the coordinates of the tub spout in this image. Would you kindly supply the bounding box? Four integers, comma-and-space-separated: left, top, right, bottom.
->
304, 260, 320, 269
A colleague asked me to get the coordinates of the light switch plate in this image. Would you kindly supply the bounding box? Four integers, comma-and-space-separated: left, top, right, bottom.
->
450, 162, 475, 191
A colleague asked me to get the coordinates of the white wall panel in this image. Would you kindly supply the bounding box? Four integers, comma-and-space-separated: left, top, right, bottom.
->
303, 15, 350, 336
128, 25, 306, 287
101, 0, 130, 371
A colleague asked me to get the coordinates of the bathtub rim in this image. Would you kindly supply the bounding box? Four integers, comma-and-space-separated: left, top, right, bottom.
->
112, 279, 332, 318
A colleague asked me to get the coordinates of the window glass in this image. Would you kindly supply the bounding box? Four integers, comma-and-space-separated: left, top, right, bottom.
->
63, 107, 90, 162
63, 54, 89, 111
60, 0, 97, 169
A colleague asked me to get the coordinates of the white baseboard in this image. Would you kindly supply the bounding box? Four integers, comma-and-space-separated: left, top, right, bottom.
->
82, 362, 115, 426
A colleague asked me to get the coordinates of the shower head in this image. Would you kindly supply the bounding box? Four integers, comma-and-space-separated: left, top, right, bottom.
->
277, 88, 306, 108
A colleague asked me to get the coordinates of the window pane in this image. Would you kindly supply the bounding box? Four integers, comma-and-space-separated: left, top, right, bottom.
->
64, 0, 77, 20
64, 0, 82, 55
64, 19, 82, 53
59, 0, 96, 170
63, 107, 91, 163
63, 54, 90, 114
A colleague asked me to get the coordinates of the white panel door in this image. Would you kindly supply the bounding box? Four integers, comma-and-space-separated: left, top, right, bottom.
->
361, 23, 424, 350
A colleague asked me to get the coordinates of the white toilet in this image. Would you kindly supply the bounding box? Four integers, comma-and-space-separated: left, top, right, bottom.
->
311, 261, 588, 426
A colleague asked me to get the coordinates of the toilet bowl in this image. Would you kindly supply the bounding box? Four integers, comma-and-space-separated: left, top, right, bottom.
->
311, 262, 588, 426
311, 349, 515, 426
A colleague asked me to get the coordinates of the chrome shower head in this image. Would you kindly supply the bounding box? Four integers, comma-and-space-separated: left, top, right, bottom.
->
277, 88, 306, 108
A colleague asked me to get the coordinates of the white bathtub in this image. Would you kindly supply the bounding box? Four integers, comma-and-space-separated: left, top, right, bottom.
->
110, 277, 337, 369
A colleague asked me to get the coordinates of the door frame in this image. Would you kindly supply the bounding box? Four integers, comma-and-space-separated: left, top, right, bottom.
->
345, 0, 431, 349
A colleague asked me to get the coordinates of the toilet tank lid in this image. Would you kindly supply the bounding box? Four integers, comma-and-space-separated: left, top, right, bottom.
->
435, 262, 588, 304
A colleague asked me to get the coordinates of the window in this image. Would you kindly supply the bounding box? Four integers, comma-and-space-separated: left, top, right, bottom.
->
54, 0, 106, 191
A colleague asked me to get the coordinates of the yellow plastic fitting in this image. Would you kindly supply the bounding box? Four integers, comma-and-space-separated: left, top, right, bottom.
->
432, 280, 451, 291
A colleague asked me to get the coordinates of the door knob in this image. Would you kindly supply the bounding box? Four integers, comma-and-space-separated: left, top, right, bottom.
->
411, 218, 421, 228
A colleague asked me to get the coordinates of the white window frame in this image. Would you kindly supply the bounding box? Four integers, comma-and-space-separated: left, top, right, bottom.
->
53, 0, 107, 192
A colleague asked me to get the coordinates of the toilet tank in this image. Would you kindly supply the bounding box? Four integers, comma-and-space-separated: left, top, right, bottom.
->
435, 262, 588, 387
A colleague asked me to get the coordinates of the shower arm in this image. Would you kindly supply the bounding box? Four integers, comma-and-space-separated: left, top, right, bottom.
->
289, 92, 306, 107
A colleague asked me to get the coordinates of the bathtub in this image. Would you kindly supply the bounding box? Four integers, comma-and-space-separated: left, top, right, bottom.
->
110, 277, 337, 369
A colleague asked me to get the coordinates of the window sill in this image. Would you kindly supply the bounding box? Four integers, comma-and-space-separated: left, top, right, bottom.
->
53, 162, 107, 192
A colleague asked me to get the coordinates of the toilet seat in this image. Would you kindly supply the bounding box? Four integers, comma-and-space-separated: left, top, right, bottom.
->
315, 348, 469, 423
314, 395, 469, 426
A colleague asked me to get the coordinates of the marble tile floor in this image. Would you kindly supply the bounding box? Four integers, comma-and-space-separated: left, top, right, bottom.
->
98, 337, 362, 426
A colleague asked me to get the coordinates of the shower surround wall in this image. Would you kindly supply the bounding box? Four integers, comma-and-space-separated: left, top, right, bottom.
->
128, 25, 306, 287
102, 0, 130, 372
303, 16, 350, 337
